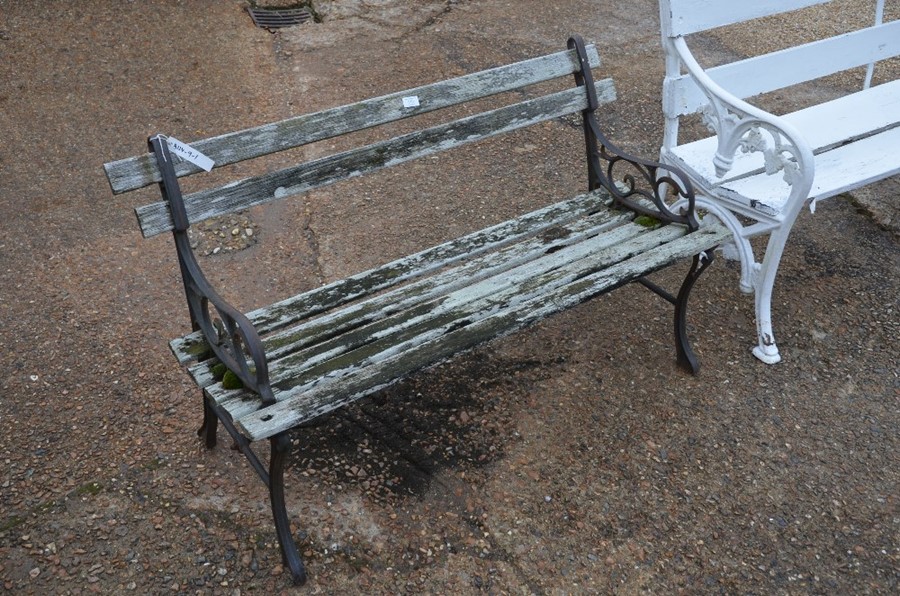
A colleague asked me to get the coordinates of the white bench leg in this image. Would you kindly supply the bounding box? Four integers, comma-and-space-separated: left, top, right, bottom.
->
675, 195, 789, 364
689, 198, 757, 294
752, 288, 782, 364
749, 222, 796, 364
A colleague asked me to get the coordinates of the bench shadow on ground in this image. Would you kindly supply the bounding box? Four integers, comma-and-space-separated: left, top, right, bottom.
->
268, 348, 568, 585
284, 350, 555, 504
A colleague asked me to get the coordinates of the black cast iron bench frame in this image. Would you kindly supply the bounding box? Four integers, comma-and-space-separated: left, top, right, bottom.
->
103, 37, 730, 584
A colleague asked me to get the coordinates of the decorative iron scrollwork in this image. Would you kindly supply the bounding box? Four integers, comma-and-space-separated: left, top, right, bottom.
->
568, 35, 699, 232
699, 97, 803, 187
149, 135, 276, 406
589, 117, 699, 231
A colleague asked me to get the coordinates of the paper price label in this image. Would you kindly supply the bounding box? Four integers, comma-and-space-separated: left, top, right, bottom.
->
166, 136, 215, 172
402, 96, 420, 108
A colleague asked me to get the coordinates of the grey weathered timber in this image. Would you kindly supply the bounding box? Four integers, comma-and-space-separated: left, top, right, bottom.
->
134, 80, 615, 237
169, 189, 617, 363
104, 46, 602, 195
103, 37, 727, 586
186, 207, 662, 394
206, 223, 729, 435
235, 225, 728, 441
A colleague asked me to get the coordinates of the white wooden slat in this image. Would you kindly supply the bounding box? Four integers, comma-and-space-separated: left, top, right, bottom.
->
103, 45, 602, 194
666, 20, 900, 116
209, 220, 676, 418
234, 224, 731, 441
135, 79, 616, 238
719, 125, 900, 208
661, 0, 834, 36
758, 79, 900, 155
665, 79, 900, 207
169, 190, 614, 364
254, 221, 660, 389
181, 204, 631, 386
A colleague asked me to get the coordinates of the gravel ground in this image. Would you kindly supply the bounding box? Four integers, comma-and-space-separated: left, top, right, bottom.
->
0, 0, 897, 593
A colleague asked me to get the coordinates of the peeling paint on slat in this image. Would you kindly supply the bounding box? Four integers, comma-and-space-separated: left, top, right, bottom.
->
257, 211, 634, 361
134, 80, 615, 237
210, 223, 728, 423
235, 224, 731, 440
169, 189, 616, 363
254, 223, 680, 389
103, 46, 601, 194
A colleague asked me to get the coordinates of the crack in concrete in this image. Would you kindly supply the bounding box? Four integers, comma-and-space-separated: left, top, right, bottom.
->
300, 207, 327, 288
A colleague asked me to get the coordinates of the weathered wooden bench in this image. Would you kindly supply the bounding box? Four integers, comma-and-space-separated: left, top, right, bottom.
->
658, 0, 900, 363
103, 37, 729, 584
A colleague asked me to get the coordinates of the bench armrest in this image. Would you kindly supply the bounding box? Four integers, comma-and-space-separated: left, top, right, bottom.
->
568, 34, 700, 230
148, 135, 276, 406
179, 249, 276, 405
670, 37, 815, 214
587, 113, 701, 230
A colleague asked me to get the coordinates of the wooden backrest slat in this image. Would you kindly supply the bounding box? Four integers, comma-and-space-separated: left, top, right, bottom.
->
134, 79, 616, 238
104, 46, 601, 194
660, 0, 834, 37
664, 20, 900, 117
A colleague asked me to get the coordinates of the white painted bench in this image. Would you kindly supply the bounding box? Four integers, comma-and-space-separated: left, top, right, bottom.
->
103, 37, 729, 584
658, 0, 900, 363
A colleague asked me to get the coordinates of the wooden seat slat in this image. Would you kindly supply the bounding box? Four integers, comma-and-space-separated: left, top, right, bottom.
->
227, 219, 662, 394
201, 211, 660, 410
255, 206, 632, 362
181, 199, 631, 390
233, 224, 729, 441
169, 189, 616, 364
208, 221, 717, 421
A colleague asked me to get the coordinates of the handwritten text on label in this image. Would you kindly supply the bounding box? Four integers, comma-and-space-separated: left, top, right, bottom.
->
166, 136, 215, 172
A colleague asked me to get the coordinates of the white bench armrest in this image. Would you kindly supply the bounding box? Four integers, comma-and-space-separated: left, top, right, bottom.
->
669, 37, 815, 212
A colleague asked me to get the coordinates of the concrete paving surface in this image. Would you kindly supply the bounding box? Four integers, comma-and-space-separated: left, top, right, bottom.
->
0, 0, 897, 593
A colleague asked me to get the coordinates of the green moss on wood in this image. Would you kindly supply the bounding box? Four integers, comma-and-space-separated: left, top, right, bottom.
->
634, 214, 660, 228
222, 370, 245, 390
211, 363, 227, 380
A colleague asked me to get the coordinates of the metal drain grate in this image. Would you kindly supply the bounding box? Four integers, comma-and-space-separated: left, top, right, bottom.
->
247, 7, 313, 30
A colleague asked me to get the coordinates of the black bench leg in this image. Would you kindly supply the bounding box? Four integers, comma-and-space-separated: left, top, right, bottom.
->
197, 395, 218, 449
269, 432, 307, 585
674, 250, 715, 374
